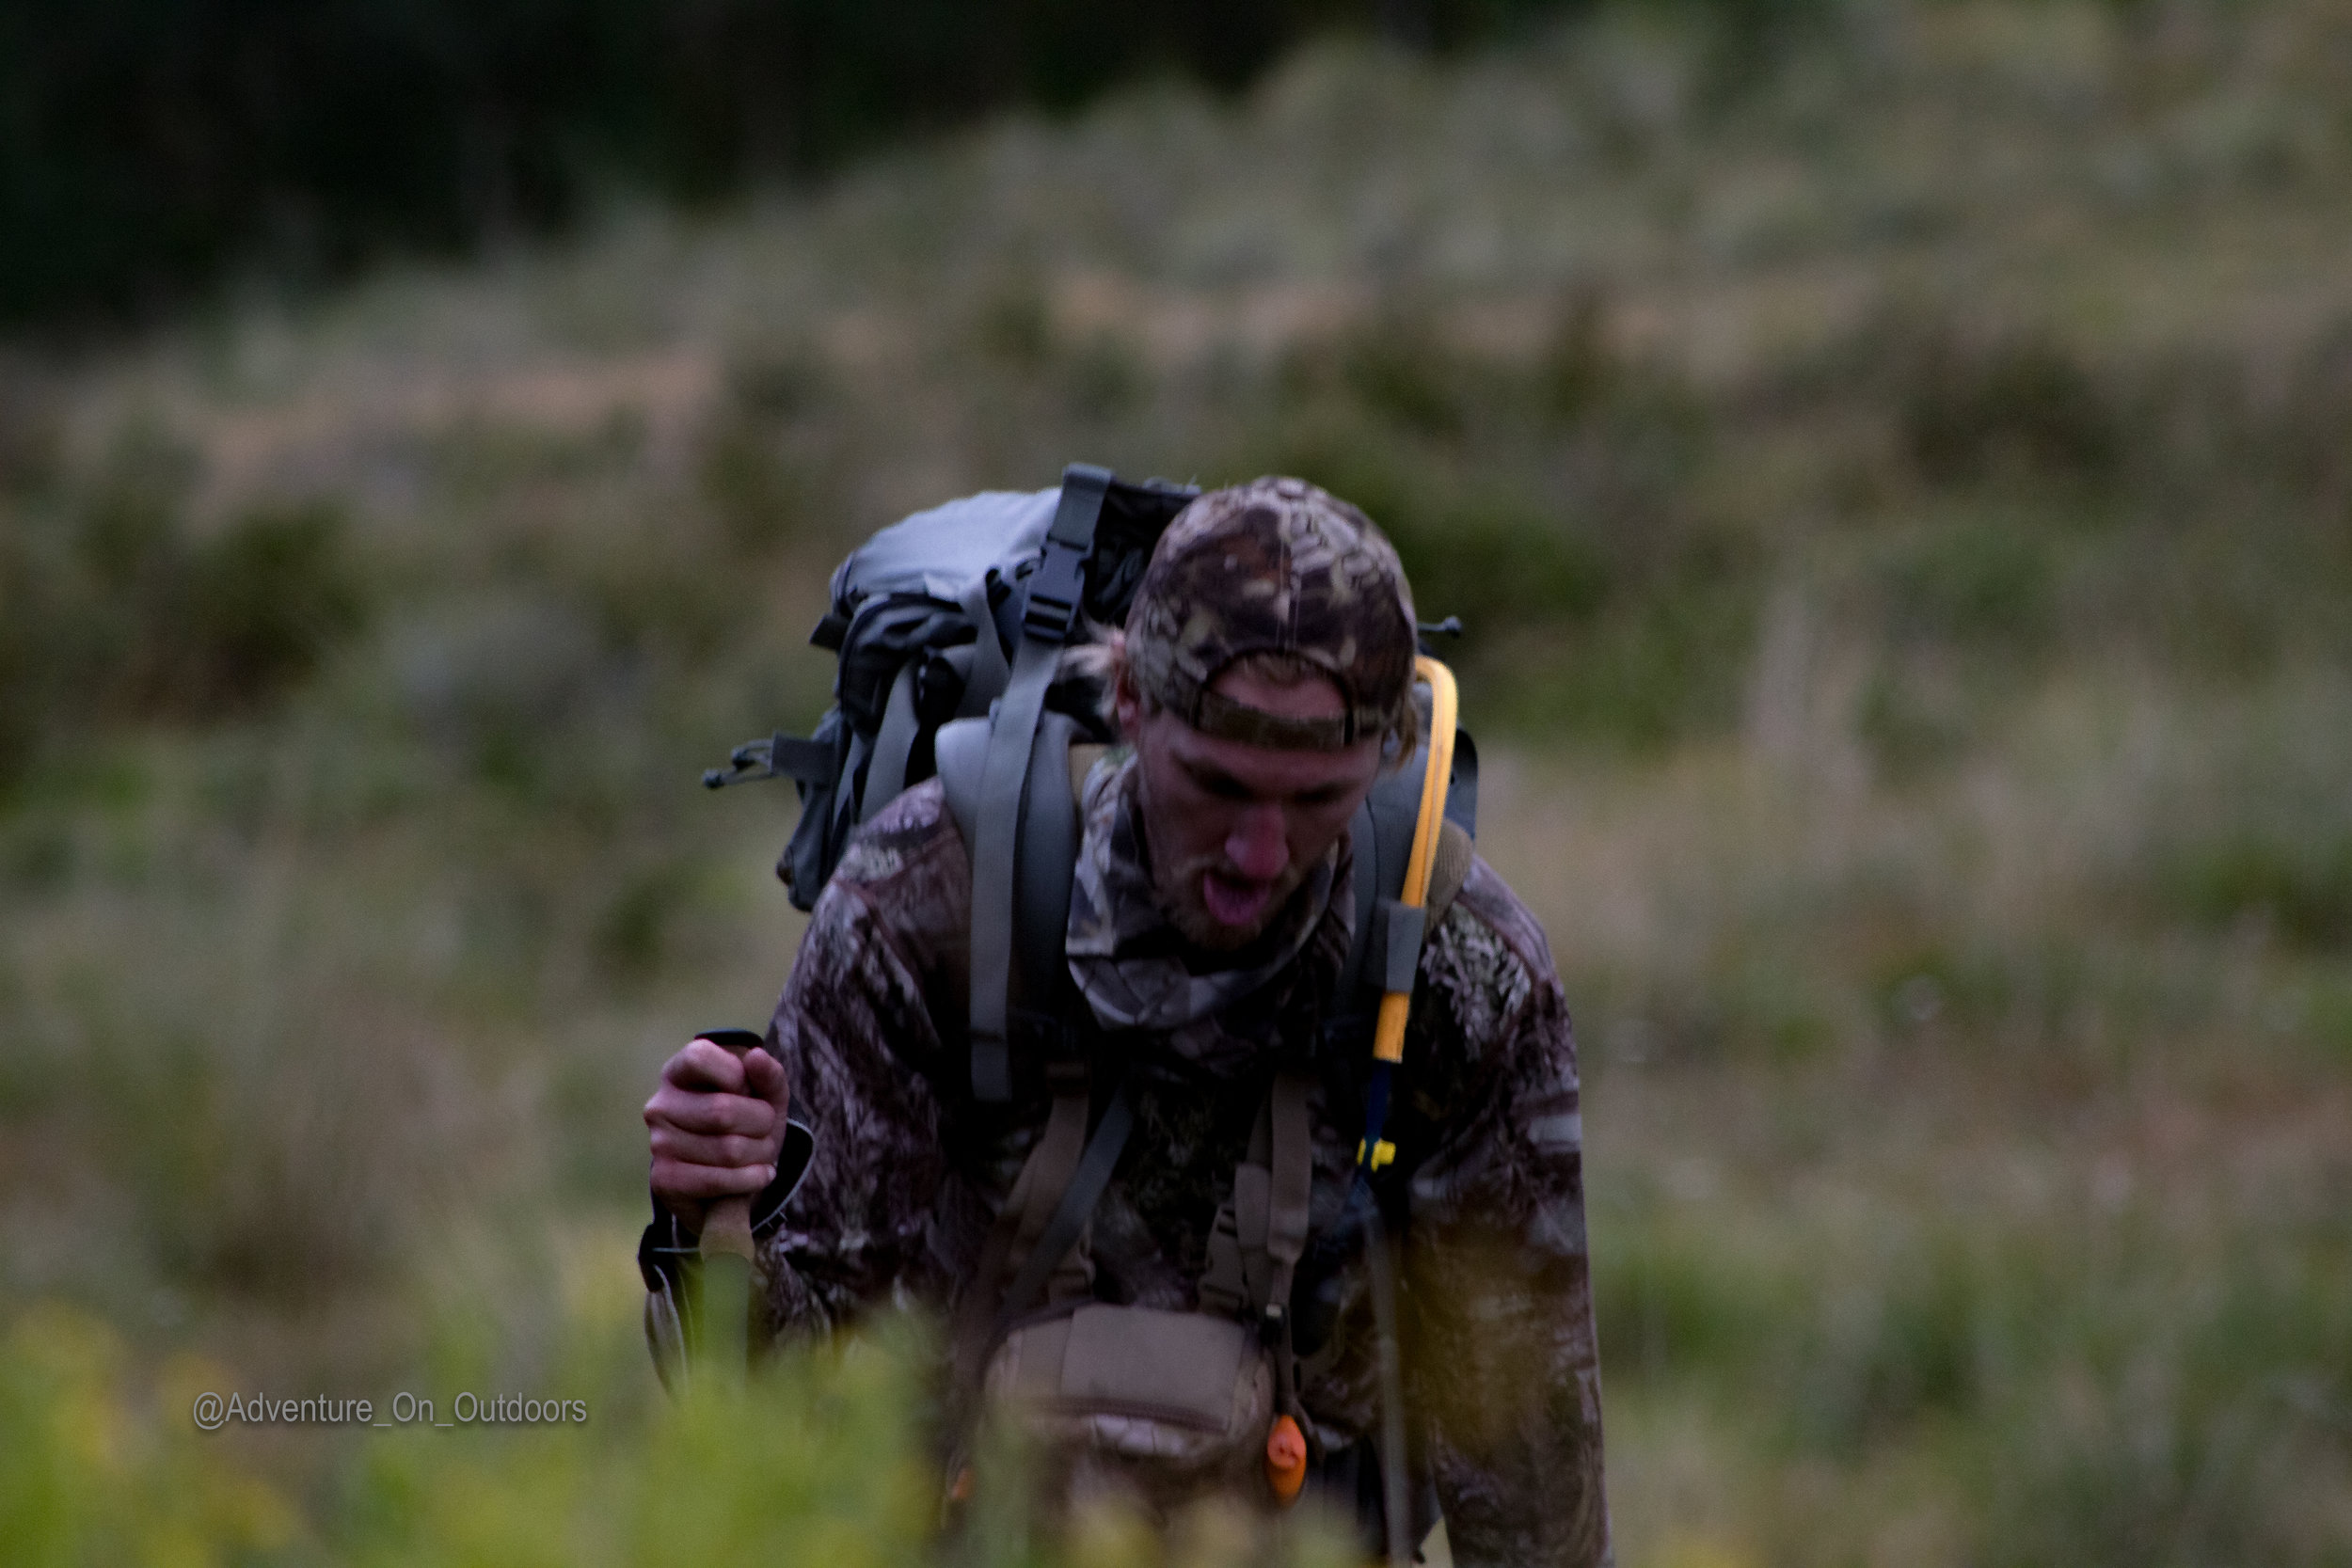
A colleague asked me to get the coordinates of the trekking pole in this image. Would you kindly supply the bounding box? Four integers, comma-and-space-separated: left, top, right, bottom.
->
691, 1028, 769, 1386
1365, 1206, 1413, 1568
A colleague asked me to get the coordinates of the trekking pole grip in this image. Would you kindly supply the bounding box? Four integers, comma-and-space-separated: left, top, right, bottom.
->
692, 1028, 768, 1383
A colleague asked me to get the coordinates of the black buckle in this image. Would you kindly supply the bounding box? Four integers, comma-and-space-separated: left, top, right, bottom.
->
1259, 1301, 1287, 1347
1021, 542, 1085, 643
1021, 462, 1112, 645
1009, 1006, 1091, 1093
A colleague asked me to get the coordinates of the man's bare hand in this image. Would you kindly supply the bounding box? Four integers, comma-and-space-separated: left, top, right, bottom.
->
644, 1037, 789, 1231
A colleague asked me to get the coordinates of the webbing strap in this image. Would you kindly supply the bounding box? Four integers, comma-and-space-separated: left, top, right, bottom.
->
859, 662, 921, 821
1427, 820, 1473, 926
834, 728, 870, 842
966, 638, 1053, 1098
1266, 1073, 1311, 1276
1008, 1087, 1091, 1272
1013, 716, 1085, 1012
700, 732, 836, 791
991, 1075, 1135, 1340
967, 465, 1109, 1101
1376, 900, 1426, 993
1265, 1072, 1312, 1419
956, 575, 1009, 717
1198, 1096, 1269, 1317
946, 1079, 1083, 1397
1198, 1073, 1314, 1319
768, 735, 837, 785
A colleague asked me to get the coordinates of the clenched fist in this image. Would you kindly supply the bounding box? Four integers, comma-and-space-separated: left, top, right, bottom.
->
644, 1034, 789, 1232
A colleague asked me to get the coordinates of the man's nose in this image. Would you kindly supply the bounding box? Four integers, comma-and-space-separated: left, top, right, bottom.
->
1225, 805, 1289, 882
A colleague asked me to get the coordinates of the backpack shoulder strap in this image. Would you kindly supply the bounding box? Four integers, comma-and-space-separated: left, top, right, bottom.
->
937, 719, 985, 859
1335, 754, 1476, 1010
937, 710, 1096, 1086
967, 465, 1111, 1102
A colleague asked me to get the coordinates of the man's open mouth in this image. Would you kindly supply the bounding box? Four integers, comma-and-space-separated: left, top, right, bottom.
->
1200, 869, 1276, 929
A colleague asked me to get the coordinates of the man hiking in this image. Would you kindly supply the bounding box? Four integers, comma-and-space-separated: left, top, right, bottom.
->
639, 477, 1610, 1564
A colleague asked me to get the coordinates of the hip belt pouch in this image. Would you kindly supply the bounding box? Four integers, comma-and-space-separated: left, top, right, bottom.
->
986, 1303, 1278, 1501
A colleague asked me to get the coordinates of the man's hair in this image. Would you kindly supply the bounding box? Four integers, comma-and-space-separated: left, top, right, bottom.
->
1064, 629, 1421, 761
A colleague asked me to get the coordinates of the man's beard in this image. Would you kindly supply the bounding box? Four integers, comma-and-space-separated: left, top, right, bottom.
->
1142, 832, 1315, 954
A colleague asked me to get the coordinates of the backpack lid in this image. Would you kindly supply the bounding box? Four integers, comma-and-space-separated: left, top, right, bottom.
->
828, 488, 1060, 617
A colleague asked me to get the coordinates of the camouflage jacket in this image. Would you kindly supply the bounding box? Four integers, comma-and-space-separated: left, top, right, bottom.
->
643, 760, 1610, 1567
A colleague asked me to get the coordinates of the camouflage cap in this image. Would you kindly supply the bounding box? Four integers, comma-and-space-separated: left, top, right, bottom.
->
1124, 476, 1418, 751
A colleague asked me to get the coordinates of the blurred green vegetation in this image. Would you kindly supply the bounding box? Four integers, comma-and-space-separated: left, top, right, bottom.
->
0, 1291, 1359, 1567
5, 0, 2352, 1561
0, 434, 368, 786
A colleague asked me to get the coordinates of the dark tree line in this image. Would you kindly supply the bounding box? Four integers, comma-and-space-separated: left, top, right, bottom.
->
0, 0, 1574, 331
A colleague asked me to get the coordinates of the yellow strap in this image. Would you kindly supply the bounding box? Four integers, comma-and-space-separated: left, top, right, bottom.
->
1372, 657, 1458, 1067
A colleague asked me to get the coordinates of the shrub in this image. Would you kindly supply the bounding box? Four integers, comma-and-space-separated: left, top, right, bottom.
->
169, 502, 370, 715
2158, 832, 2352, 950
1591, 1210, 1783, 1384
1783, 1236, 2007, 1456
1338, 313, 1470, 438
0, 440, 364, 788
1876, 519, 2057, 652
1900, 331, 2122, 488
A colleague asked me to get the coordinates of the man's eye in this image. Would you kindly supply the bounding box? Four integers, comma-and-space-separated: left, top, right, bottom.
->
1199, 774, 1253, 801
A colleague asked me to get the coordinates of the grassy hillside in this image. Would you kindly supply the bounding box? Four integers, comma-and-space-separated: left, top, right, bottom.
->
4, 1, 2351, 1562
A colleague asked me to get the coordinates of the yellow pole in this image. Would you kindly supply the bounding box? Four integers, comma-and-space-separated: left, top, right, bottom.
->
1372, 657, 1457, 1067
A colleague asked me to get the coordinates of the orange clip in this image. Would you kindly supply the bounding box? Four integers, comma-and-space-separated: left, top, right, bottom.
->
1265, 1414, 1308, 1504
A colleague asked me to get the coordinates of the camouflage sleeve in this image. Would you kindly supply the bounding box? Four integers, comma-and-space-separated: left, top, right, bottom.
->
1398, 855, 1612, 1568
753, 779, 990, 1338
